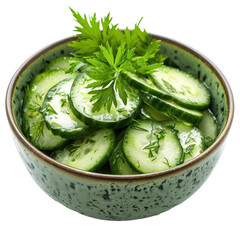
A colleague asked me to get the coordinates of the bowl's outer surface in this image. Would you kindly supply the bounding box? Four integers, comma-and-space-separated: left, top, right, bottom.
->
6, 36, 233, 220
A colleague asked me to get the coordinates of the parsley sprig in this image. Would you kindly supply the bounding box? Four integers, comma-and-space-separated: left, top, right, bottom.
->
68, 8, 165, 112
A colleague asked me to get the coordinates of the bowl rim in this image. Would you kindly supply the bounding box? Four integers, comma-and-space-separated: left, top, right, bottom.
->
6, 35, 234, 182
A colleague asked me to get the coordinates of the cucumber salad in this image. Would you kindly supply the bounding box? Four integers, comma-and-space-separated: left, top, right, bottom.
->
22, 9, 218, 174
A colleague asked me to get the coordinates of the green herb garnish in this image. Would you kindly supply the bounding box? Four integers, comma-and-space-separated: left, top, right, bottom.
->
143, 122, 166, 159
184, 144, 196, 156
68, 8, 165, 112
185, 132, 196, 145
32, 115, 45, 141
204, 136, 214, 148
162, 79, 177, 93
45, 103, 58, 115
163, 157, 172, 168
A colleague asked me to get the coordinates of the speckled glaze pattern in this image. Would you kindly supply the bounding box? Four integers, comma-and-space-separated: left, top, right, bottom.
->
15, 137, 223, 220
7, 36, 233, 220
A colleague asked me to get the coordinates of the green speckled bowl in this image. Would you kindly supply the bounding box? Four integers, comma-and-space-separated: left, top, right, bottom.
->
6, 35, 234, 220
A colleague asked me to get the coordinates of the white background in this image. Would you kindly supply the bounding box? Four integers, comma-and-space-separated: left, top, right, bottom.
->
1, 0, 239, 239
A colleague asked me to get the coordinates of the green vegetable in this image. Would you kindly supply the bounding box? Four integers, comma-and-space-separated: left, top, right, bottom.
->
21, 8, 218, 175
122, 120, 183, 173
140, 92, 204, 125
22, 70, 77, 150
163, 121, 205, 163
70, 73, 141, 128
151, 66, 211, 110
42, 77, 92, 139
197, 109, 218, 148
52, 128, 116, 172
67, 8, 165, 113
109, 141, 138, 175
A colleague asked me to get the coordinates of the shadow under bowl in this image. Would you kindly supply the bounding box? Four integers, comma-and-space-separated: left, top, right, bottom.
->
6, 35, 234, 220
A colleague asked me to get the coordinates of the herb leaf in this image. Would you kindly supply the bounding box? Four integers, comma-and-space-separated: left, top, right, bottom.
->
85, 42, 135, 112
143, 122, 166, 159
89, 81, 117, 112
68, 9, 166, 112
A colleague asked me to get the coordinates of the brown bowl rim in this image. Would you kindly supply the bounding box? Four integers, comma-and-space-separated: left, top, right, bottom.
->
5, 35, 234, 182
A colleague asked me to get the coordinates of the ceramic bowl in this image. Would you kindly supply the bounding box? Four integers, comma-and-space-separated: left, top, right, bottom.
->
6, 35, 234, 220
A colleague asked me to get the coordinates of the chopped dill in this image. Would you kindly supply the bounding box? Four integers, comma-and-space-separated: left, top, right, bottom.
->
184, 144, 196, 156
163, 157, 171, 168
185, 132, 196, 144
143, 121, 166, 159
32, 116, 45, 141
45, 103, 58, 115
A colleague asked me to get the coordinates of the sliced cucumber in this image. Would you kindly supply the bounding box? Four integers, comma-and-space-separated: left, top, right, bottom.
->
198, 109, 218, 148
151, 65, 211, 110
140, 92, 203, 125
139, 104, 172, 121
22, 70, 78, 150
70, 73, 141, 128
110, 142, 138, 175
52, 128, 116, 172
122, 120, 183, 173
122, 71, 170, 100
42, 78, 91, 139
43, 57, 75, 71
163, 121, 205, 162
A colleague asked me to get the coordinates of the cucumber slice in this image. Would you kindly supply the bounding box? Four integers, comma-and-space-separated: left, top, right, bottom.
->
52, 128, 116, 172
122, 71, 170, 100
110, 142, 138, 175
163, 121, 205, 162
140, 92, 203, 125
42, 78, 92, 139
43, 57, 75, 71
139, 104, 172, 121
151, 65, 211, 110
22, 70, 78, 150
70, 73, 141, 128
198, 109, 218, 148
122, 120, 183, 173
